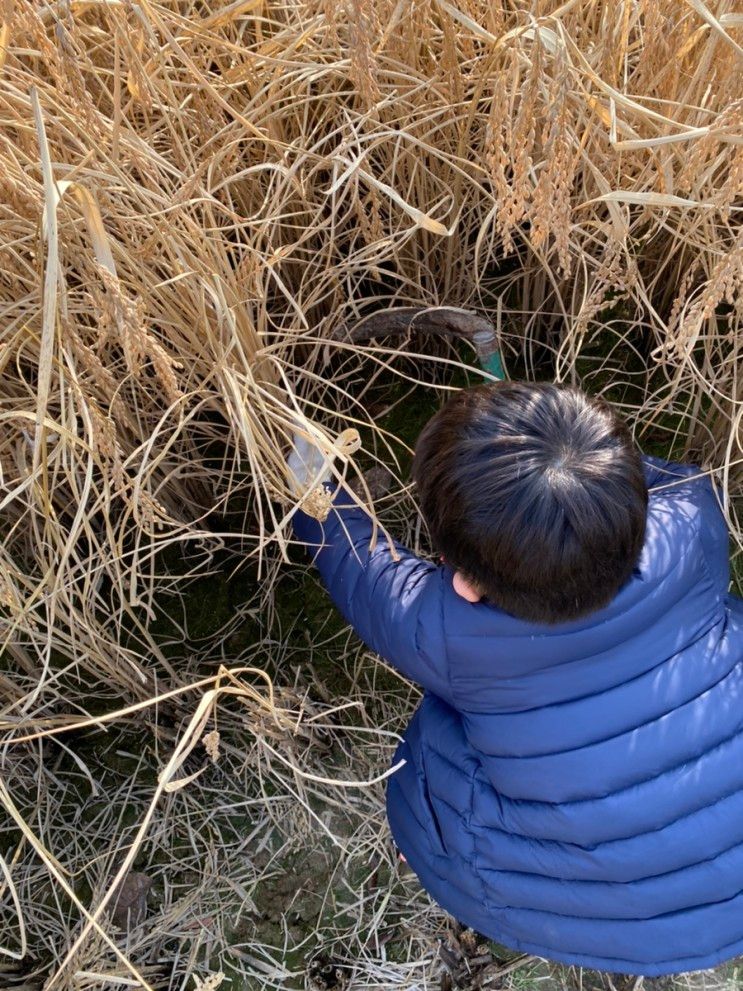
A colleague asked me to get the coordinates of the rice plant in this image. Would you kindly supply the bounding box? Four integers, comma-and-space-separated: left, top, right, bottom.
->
1, 0, 742, 987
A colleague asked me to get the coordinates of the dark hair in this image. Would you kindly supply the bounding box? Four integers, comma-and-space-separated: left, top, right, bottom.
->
412, 382, 648, 624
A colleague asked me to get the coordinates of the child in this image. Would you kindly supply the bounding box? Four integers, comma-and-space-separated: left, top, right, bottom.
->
289, 381, 743, 976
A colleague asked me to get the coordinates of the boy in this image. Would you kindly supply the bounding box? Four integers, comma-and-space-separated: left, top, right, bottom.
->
289, 381, 743, 976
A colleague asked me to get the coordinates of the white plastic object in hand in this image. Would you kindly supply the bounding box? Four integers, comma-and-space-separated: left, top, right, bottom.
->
287, 430, 333, 497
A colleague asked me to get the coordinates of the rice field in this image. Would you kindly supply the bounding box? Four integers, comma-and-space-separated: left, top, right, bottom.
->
1, 1, 743, 988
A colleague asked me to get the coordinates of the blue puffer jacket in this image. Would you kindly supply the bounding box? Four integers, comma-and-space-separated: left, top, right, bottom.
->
292, 454, 743, 976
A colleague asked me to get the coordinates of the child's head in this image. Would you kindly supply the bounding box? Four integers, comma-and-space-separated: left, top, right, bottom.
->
412, 382, 648, 624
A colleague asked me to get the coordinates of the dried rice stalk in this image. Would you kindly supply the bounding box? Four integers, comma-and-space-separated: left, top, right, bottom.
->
2, 1, 743, 981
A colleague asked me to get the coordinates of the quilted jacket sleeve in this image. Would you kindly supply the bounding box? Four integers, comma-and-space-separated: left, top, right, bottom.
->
292, 489, 451, 700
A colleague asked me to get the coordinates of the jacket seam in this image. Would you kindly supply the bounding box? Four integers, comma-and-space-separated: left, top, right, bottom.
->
464, 637, 736, 762
448, 597, 727, 716
468, 713, 743, 813
468, 826, 743, 884
481, 879, 743, 924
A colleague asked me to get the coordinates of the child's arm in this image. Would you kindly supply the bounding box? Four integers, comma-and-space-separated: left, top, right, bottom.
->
292, 490, 451, 701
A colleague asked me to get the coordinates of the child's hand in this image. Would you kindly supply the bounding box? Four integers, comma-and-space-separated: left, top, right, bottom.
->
286, 424, 361, 521
286, 430, 333, 497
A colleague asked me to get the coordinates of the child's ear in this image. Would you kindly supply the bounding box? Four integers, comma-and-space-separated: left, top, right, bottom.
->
452, 571, 483, 603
